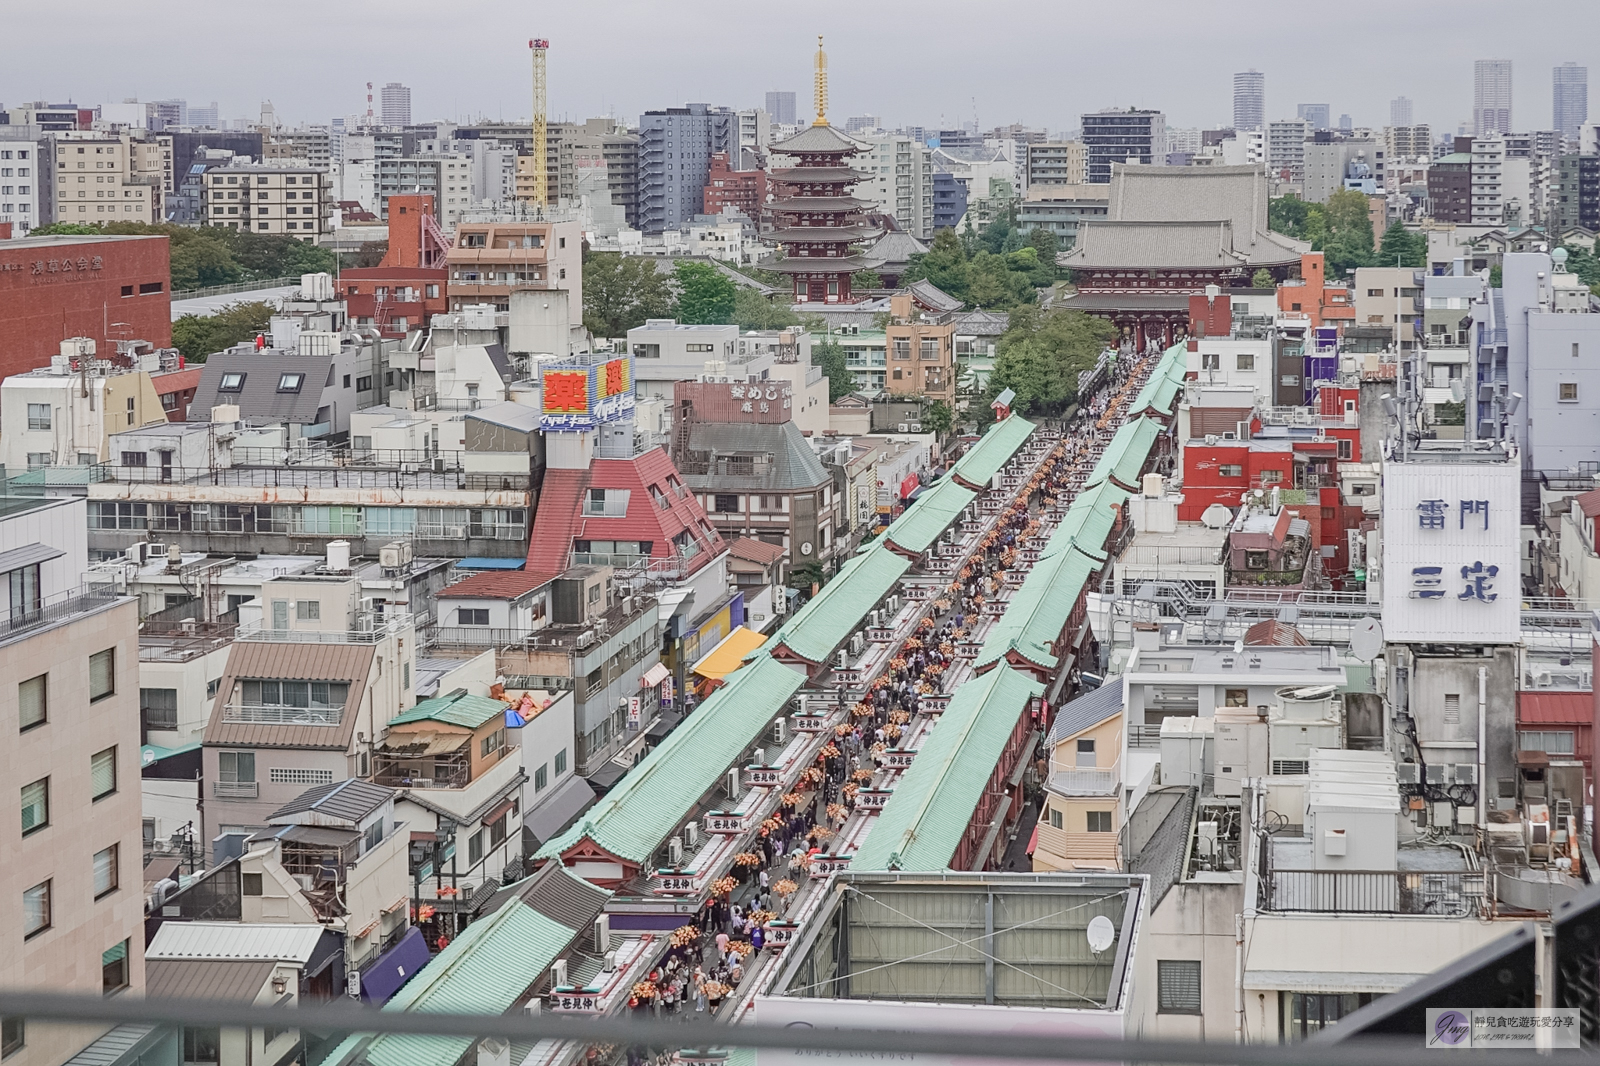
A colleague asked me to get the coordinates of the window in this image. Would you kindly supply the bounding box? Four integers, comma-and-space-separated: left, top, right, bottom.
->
1076, 738, 1096, 767
3, 1017, 23, 1058
1236, 354, 1255, 371
21, 778, 47, 835
91, 747, 117, 800
488, 811, 508, 847
276, 372, 304, 393
93, 844, 118, 899
1574, 343, 1581, 359
139, 282, 163, 295
1337, 438, 1353, 460
1048, 807, 1063, 830
26, 404, 50, 431
102, 940, 129, 994
535, 763, 549, 791
218, 372, 245, 392
1560, 382, 1579, 402
1201, 353, 1220, 370
120, 450, 147, 467
25, 452, 50, 469
218, 751, 256, 783
356, 375, 373, 392
19, 675, 46, 730
714, 494, 739, 513
480, 728, 505, 758
296, 600, 320, 621
1219, 464, 1243, 478
343, 374, 351, 388
183, 1028, 221, 1065
554, 749, 567, 774
141, 688, 178, 731
90, 648, 115, 701
1086, 810, 1113, 832
1246, 550, 1269, 570
23, 881, 49, 938
457, 607, 490, 626
468, 830, 484, 866
1157, 960, 1202, 1014
1521, 730, 1576, 755
1282, 992, 1374, 1041
242, 873, 264, 896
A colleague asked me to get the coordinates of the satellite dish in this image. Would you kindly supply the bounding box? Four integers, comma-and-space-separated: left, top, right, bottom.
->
1086, 915, 1116, 954
1351, 616, 1384, 661
1200, 504, 1232, 529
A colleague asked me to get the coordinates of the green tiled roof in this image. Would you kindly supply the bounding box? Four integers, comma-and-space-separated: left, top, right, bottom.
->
1130, 342, 1187, 416
338, 896, 588, 1066
534, 654, 804, 865
883, 477, 977, 555
764, 546, 910, 664
853, 667, 1043, 871
1085, 417, 1163, 490
1043, 481, 1130, 562
389, 692, 507, 730
949, 414, 1036, 487
975, 549, 1098, 672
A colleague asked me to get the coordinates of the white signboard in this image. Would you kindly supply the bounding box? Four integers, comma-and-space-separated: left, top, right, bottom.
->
704, 811, 748, 834
550, 990, 605, 1012
1381, 462, 1520, 643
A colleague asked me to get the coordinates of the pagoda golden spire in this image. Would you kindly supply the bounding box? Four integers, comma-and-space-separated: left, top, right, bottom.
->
812, 35, 829, 126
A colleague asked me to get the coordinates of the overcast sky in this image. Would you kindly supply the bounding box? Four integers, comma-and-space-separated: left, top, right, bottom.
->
6, 0, 1594, 135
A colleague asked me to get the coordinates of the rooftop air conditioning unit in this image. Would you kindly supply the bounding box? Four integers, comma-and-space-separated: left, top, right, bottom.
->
621, 595, 634, 615
870, 609, 882, 628
886, 595, 900, 614
908, 422, 922, 433
411, 779, 434, 789
773, 717, 789, 745
667, 837, 684, 867
837, 650, 850, 668
898, 423, 910, 433
446, 526, 466, 539
682, 823, 700, 850
727, 768, 741, 800
1205, 434, 1219, 445
849, 633, 865, 657
380, 543, 404, 569
550, 959, 568, 988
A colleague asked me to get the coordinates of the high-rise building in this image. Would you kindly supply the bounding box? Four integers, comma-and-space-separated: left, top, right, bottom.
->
380, 82, 412, 127
1267, 119, 1310, 181
855, 132, 934, 239
765, 91, 797, 126
636, 103, 735, 233
1297, 103, 1330, 130
1233, 70, 1265, 131
1554, 63, 1589, 142
1474, 59, 1513, 136
1384, 124, 1433, 162
1391, 96, 1414, 127
187, 102, 219, 128
1081, 108, 1166, 184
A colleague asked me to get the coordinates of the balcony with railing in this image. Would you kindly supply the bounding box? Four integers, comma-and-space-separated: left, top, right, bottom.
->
1047, 760, 1120, 797
236, 612, 410, 644
1259, 869, 1484, 916
0, 584, 126, 650
212, 780, 259, 798
221, 700, 345, 726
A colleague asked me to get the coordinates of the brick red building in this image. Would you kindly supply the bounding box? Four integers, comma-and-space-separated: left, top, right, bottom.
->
339, 194, 448, 339
702, 153, 768, 219
0, 233, 172, 381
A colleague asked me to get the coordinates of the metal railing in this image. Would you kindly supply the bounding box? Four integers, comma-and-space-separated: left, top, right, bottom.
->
211, 781, 259, 798
236, 615, 410, 644
169, 276, 301, 302
1261, 869, 1483, 916
1047, 765, 1119, 796
101, 464, 533, 493
221, 701, 344, 726
0, 585, 124, 647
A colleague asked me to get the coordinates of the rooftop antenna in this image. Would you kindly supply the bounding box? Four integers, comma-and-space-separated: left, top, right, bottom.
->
812, 36, 829, 127
365, 82, 373, 128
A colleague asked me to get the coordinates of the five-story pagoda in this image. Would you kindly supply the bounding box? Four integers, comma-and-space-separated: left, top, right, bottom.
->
761, 37, 881, 304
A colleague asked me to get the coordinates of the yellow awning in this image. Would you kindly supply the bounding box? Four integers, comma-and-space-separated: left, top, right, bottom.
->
691, 626, 768, 681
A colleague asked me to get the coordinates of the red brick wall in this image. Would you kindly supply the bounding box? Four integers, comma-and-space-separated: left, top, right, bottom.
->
0, 236, 172, 380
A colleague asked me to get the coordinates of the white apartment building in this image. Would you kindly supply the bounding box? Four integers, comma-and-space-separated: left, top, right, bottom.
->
1024, 141, 1087, 188
46, 132, 163, 224
1267, 120, 1309, 181
1383, 124, 1433, 162
0, 339, 174, 471
1470, 135, 1505, 224
376, 154, 476, 227
855, 133, 935, 240
0, 131, 43, 234
203, 162, 331, 239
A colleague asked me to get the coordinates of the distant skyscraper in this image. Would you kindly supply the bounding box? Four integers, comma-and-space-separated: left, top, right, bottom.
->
1474, 59, 1513, 135
1297, 103, 1330, 130
1390, 96, 1414, 127
1233, 70, 1265, 131
765, 91, 797, 126
188, 102, 219, 128
1339, 114, 1352, 132
1554, 62, 1589, 141
380, 82, 411, 127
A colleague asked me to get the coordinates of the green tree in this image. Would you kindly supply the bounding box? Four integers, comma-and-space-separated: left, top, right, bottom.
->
1490, 264, 1503, 287
170, 238, 242, 290
811, 337, 855, 401
1268, 195, 1317, 240
1027, 227, 1060, 272
673, 260, 738, 325
581, 252, 676, 338
1251, 268, 1275, 289
987, 307, 1115, 414
1004, 246, 1056, 290
170, 301, 274, 362
1319, 188, 1377, 275
901, 229, 971, 304
1377, 223, 1426, 269
921, 399, 954, 436
732, 286, 800, 330
967, 251, 1036, 310
853, 269, 883, 289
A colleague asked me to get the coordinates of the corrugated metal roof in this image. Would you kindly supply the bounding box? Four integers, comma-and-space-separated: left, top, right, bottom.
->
1518, 691, 1593, 725
1130, 343, 1187, 415
975, 550, 1097, 672
766, 546, 910, 664
146, 959, 276, 1001
683, 421, 831, 492
1042, 481, 1129, 562
146, 922, 326, 963
389, 692, 508, 730
882, 477, 977, 554
438, 570, 552, 600
267, 778, 394, 825
359, 899, 585, 1066
468, 401, 541, 434
534, 654, 803, 865
1046, 680, 1124, 746
61, 1024, 162, 1066
853, 667, 1043, 871
1085, 417, 1162, 490
204, 641, 374, 750
479, 862, 613, 927
949, 415, 1036, 488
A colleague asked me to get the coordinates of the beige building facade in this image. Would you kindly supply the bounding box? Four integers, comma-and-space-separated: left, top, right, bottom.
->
203, 163, 332, 240
49, 132, 163, 224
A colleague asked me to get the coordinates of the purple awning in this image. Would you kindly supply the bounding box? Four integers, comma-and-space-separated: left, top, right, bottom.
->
360, 927, 431, 1004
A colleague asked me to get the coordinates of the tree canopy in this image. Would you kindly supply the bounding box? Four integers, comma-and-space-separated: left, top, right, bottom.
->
171, 301, 274, 362
811, 337, 855, 402
986, 306, 1115, 415
1268, 191, 1411, 277
732, 286, 800, 330
900, 226, 1049, 311
581, 252, 676, 338
673, 260, 738, 325
30, 221, 335, 290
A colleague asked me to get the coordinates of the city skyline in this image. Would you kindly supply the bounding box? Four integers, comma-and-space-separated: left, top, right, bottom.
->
3, 0, 1593, 135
